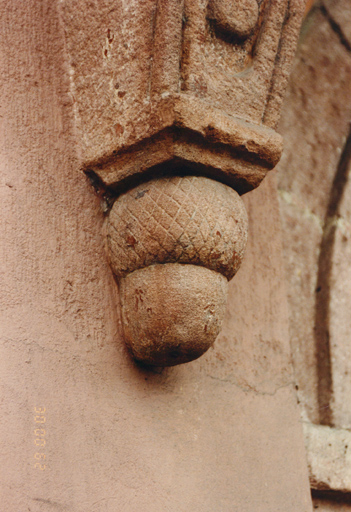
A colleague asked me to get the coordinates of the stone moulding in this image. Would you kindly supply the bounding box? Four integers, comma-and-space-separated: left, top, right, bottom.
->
89, 95, 283, 196
60, 0, 305, 366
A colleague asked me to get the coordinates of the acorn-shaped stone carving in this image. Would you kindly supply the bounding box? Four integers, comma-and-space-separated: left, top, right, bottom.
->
107, 175, 248, 366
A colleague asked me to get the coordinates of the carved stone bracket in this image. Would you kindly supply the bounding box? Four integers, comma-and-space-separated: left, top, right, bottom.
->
108, 175, 248, 365
60, 0, 305, 365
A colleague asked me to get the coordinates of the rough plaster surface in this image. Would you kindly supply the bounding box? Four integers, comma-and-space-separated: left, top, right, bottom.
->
0, 0, 312, 510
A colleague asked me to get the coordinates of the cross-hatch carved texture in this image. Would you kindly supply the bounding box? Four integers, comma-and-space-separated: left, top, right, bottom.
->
107, 176, 248, 280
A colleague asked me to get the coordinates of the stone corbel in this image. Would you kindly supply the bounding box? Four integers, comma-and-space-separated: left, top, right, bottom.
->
60, 0, 305, 366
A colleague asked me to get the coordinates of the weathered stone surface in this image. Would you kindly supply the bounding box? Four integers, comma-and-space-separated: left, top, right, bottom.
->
181, 0, 304, 127
120, 263, 228, 366
326, 157, 351, 429
90, 97, 283, 195
60, 0, 303, 193
304, 422, 351, 493
108, 174, 248, 366
322, 0, 351, 49
207, 0, 259, 40
277, 5, 351, 424
61, 0, 305, 369
278, 191, 322, 423
278, 8, 351, 220
277, 4, 351, 509
108, 175, 248, 280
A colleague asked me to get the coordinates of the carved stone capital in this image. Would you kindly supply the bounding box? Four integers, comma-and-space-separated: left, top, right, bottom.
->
60, 0, 305, 365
